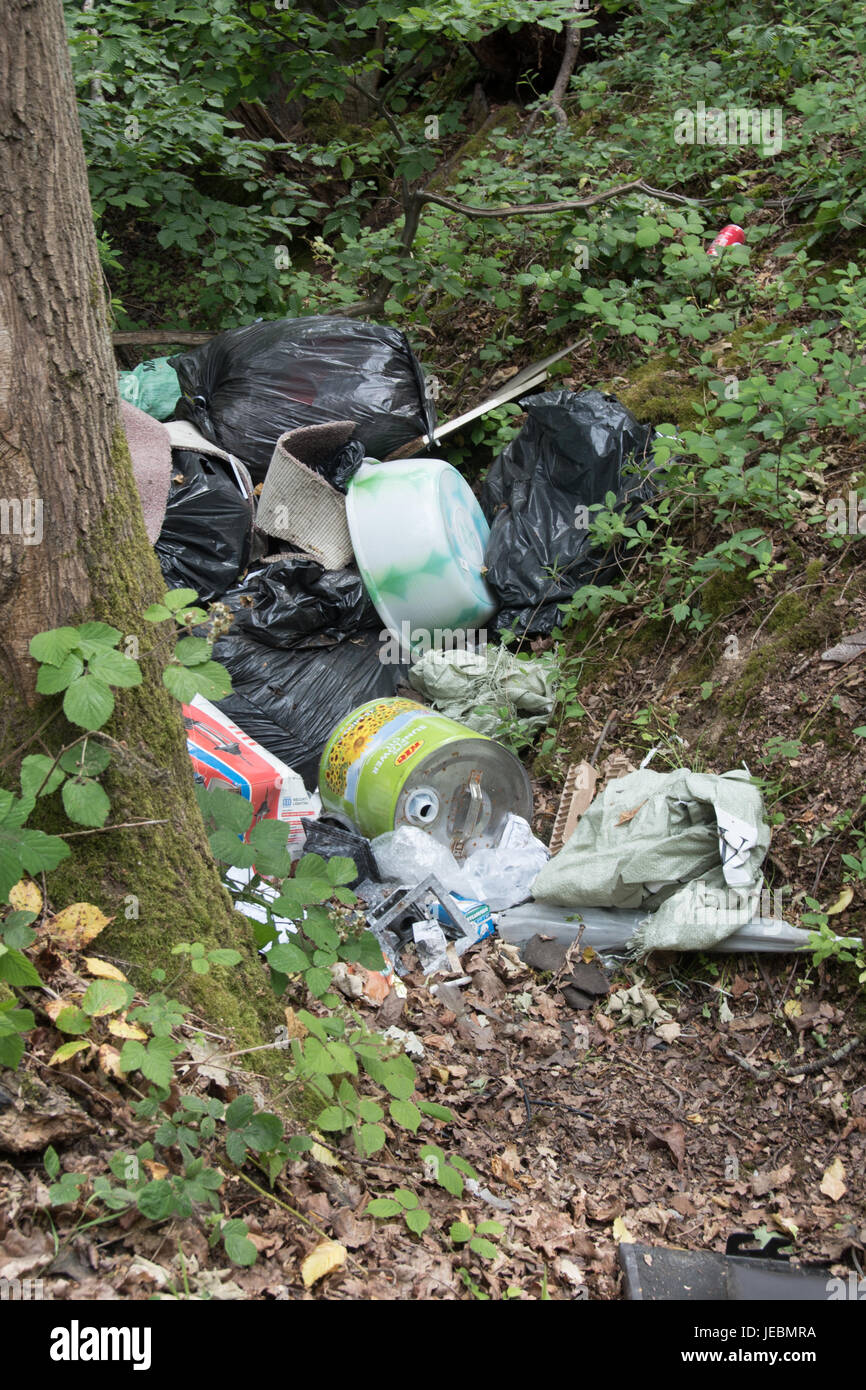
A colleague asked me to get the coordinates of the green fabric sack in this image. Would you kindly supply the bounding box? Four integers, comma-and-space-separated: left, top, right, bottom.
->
118, 357, 181, 421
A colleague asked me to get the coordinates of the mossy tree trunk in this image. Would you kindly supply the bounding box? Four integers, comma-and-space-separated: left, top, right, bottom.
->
0, 0, 280, 1047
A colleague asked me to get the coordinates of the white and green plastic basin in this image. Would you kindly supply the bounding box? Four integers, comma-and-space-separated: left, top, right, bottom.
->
346, 458, 497, 650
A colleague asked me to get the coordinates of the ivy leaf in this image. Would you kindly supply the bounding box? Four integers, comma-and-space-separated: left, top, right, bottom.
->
62, 778, 111, 828
63, 675, 115, 730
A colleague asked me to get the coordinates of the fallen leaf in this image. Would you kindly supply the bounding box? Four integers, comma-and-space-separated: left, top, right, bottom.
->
8, 879, 42, 914
310, 1134, 340, 1168
647, 1122, 686, 1172
83, 957, 128, 981
616, 800, 647, 826
819, 1157, 847, 1203
655, 1021, 682, 1043
44, 902, 112, 950
613, 1215, 635, 1244
825, 886, 854, 916
331, 1209, 374, 1249
108, 1018, 148, 1041
784, 999, 803, 1019
48, 1039, 91, 1066
143, 1160, 170, 1181
554, 1256, 585, 1288
97, 1044, 125, 1078
301, 1239, 347, 1287
669, 1193, 696, 1217
283, 1007, 308, 1040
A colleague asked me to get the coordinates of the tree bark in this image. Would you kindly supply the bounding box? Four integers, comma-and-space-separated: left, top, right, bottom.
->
0, 0, 280, 1049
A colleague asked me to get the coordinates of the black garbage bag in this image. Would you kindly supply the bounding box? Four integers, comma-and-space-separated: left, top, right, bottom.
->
171, 316, 435, 483
222, 555, 377, 650
211, 628, 407, 786
302, 818, 380, 886
154, 449, 255, 604
323, 437, 366, 493
480, 390, 656, 636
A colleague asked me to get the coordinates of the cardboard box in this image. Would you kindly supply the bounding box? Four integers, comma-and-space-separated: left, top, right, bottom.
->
183, 694, 316, 858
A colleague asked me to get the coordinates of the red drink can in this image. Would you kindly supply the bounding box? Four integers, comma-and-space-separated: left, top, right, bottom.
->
707, 224, 745, 256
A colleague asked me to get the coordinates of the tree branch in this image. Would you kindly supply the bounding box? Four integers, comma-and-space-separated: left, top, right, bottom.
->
417, 178, 708, 221
527, 15, 583, 134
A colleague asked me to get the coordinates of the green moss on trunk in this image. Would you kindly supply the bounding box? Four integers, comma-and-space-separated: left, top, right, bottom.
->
4, 427, 284, 1055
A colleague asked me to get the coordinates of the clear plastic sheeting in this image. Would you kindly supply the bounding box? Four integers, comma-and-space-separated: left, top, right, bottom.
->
372, 815, 548, 911
497, 902, 822, 957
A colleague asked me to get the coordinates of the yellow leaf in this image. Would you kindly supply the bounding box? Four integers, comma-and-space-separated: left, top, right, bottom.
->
301, 1239, 347, 1287
8, 878, 42, 914
430, 1065, 450, 1084
687, 1113, 705, 1125
143, 1160, 170, 1181
45, 902, 112, 950
97, 1044, 125, 1078
612, 1216, 634, 1244
309, 1134, 340, 1168
819, 1157, 847, 1203
48, 1040, 91, 1066
83, 957, 128, 981
783, 999, 802, 1019
825, 886, 854, 916
108, 1018, 148, 1041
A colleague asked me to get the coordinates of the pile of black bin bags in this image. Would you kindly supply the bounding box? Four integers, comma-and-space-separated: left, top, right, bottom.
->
149, 316, 426, 780
214, 559, 404, 787
145, 314, 658, 779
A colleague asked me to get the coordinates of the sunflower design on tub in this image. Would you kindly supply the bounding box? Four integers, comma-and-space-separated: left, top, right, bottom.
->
323, 699, 419, 795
